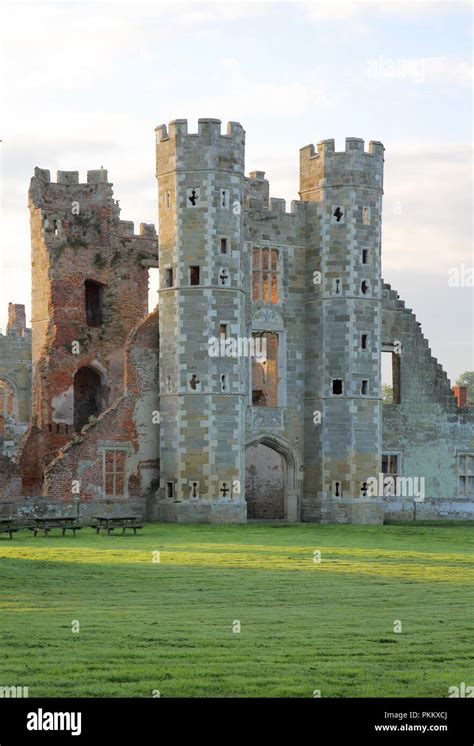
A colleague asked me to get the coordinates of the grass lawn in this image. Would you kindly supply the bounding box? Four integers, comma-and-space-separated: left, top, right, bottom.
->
0, 522, 472, 697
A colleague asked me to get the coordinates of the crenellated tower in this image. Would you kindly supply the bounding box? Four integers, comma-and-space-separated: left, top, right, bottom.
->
155, 119, 247, 521
301, 137, 385, 522
18, 167, 157, 494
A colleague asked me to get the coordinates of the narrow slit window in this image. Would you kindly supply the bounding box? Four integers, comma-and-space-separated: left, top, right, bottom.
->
219, 268, 230, 286
166, 481, 174, 498
361, 280, 369, 295
187, 188, 199, 207
220, 238, 228, 254
164, 268, 173, 288
85, 280, 104, 327
332, 379, 343, 395
221, 189, 230, 208
362, 249, 368, 265
361, 380, 368, 395
190, 266, 200, 285
219, 323, 227, 339
363, 207, 370, 224
361, 334, 368, 350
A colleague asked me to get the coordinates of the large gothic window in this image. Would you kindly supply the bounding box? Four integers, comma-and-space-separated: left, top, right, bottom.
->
252, 332, 279, 407
252, 248, 279, 304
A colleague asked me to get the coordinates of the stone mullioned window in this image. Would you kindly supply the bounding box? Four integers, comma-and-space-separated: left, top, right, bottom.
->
252, 248, 279, 304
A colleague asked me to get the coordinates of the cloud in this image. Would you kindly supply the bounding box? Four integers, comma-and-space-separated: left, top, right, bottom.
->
422, 56, 473, 87
300, 0, 461, 23
382, 141, 473, 275
190, 60, 334, 122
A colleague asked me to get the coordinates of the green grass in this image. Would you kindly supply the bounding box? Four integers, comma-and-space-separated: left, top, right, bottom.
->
0, 522, 473, 697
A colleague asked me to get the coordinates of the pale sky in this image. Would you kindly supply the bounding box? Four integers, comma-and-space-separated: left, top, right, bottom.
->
0, 0, 472, 383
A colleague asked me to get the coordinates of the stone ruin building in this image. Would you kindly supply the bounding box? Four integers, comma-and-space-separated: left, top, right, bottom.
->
1, 118, 472, 523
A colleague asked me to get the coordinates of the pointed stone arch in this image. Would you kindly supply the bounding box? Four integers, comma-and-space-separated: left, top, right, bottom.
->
73, 364, 107, 432
0, 376, 19, 420
245, 432, 303, 521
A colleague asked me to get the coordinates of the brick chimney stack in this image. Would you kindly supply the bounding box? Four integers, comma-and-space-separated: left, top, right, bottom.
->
453, 385, 468, 407
6, 303, 26, 336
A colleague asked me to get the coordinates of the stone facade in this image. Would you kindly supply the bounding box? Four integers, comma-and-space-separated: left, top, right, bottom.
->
0, 304, 32, 459
1, 118, 472, 523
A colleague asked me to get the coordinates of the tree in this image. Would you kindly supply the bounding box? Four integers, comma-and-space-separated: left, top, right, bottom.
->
455, 372, 474, 405
382, 384, 393, 403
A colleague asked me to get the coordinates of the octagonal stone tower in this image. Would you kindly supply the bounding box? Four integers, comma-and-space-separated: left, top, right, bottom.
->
301, 137, 385, 522
155, 119, 247, 521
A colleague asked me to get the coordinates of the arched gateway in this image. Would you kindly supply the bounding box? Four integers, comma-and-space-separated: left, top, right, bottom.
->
245, 434, 302, 521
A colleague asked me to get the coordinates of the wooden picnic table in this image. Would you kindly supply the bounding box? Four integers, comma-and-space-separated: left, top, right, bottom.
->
0, 518, 19, 539
92, 515, 143, 535
29, 516, 82, 537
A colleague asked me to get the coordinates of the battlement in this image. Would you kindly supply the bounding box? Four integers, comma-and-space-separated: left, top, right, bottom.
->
29, 168, 156, 246
300, 138, 384, 161
33, 167, 110, 185
117, 221, 157, 239
245, 171, 305, 218
156, 118, 245, 145
156, 118, 245, 176
299, 137, 384, 196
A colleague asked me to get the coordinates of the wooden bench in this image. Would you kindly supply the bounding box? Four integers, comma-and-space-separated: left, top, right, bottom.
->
92, 515, 143, 536
29, 517, 82, 537
106, 522, 144, 536
0, 522, 19, 539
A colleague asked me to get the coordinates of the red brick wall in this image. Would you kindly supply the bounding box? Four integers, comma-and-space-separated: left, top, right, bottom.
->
43, 310, 159, 508
18, 170, 157, 494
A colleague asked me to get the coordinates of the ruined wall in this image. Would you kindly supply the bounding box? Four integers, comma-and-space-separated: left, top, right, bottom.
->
0, 455, 22, 516
381, 283, 474, 520
0, 304, 32, 459
40, 311, 160, 519
18, 168, 157, 494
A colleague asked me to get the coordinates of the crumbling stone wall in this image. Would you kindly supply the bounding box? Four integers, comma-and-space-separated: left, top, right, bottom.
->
18, 168, 157, 494
0, 304, 32, 459
41, 310, 159, 518
0, 455, 22, 516
381, 283, 473, 519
